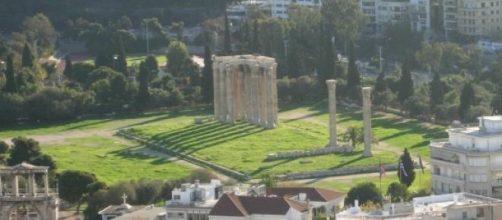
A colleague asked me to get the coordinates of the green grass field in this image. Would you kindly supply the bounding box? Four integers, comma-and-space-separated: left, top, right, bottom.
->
1, 102, 446, 184
281, 101, 448, 158
305, 170, 431, 194
41, 136, 192, 184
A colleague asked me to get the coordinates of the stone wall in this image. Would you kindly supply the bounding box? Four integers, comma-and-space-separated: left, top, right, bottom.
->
278, 164, 399, 181
266, 145, 353, 161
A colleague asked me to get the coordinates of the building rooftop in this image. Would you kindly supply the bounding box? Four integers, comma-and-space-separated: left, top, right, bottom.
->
114, 206, 165, 220
209, 193, 309, 217
413, 193, 502, 215
266, 187, 345, 202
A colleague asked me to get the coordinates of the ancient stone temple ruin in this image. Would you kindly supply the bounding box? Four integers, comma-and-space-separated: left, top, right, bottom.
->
0, 163, 59, 220
325, 81, 373, 156
213, 55, 278, 129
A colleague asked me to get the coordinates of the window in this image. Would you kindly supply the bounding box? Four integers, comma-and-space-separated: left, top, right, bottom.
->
468, 158, 487, 166
477, 207, 485, 217
173, 195, 181, 200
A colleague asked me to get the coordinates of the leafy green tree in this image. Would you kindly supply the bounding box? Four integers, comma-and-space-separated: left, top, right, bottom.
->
116, 16, 133, 30
59, 170, 98, 213
21, 43, 34, 67
0, 141, 9, 154
7, 137, 42, 166
135, 181, 163, 204
0, 93, 23, 124
398, 148, 415, 187
94, 49, 112, 68
31, 154, 57, 170
318, 23, 335, 88
170, 22, 185, 41
387, 182, 409, 202
63, 55, 73, 79
260, 174, 278, 187
398, 61, 414, 105
202, 45, 213, 103
342, 126, 364, 148
459, 82, 475, 121
22, 13, 57, 56
167, 41, 189, 77
3, 54, 16, 93
345, 182, 382, 206
322, 0, 365, 45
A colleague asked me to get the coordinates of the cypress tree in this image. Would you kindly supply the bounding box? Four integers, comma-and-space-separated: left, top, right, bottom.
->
63, 55, 73, 79
397, 148, 415, 187
459, 82, 475, 121
318, 23, 336, 89
95, 50, 112, 68
202, 45, 214, 103
398, 61, 414, 105
429, 72, 444, 112
21, 43, 34, 68
251, 20, 261, 53
223, 9, 232, 55
136, 61, 150, 111
346, 43, 361, 99
116, 47, 128, 76
374, 71, 386, 94
3, 54, 16, 93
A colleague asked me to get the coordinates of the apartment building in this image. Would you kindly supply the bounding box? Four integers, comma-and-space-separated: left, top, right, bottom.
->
227, 0, 321, 23
443, 0, 502, 37
360, 0, 431, 34
430, 116, 502, 198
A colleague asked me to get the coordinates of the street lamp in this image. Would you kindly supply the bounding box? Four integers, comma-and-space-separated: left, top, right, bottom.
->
113, 54, 118, 70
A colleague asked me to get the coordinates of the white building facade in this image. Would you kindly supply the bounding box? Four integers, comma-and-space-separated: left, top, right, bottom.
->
360, 0, 430, 34
227, 0, 321, 22
165, 180, 223, 220
430, 116, 502, 198
443, 0, 502, 37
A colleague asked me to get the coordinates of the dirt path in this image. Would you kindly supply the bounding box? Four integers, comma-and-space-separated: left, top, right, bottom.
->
2, 129, 115, 145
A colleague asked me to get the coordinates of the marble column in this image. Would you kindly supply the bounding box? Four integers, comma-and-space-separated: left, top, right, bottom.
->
266, 70, 275, 128
326, 79, 337, 148
259, 69, 268, 128
362, 87, 373, 157
251, 68, 259, 125
225, 65, 235, 124
44, 173, 49, 196
219, 62, 227, 122
271, 63, 278, 127
28, 173, 33, 196
212, 58, 220, 121
12, 175, 19, 197
31, 173, 37, 197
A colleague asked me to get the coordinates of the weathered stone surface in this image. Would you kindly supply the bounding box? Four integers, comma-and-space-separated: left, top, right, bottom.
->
326, 79, 337, 148
212, 55, 278, 128
362, 87, 373, 157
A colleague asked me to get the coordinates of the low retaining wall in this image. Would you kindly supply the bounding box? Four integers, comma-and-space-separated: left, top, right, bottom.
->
266, 145, 353, 161
278, 164, 399, 181
117, 130, 250, 181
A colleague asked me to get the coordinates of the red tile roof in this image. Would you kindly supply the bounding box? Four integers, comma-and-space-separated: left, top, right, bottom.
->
266, 187, 345, 202
210, 193, 309, 217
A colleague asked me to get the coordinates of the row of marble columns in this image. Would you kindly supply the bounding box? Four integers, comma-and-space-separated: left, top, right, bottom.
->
213, 56, 278, 129
326, 80, 372, 156
0, 172, 50, 197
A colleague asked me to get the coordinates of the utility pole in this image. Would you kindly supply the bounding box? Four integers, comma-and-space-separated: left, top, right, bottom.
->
379, 46, 383, 73
145, 23, 150, 54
